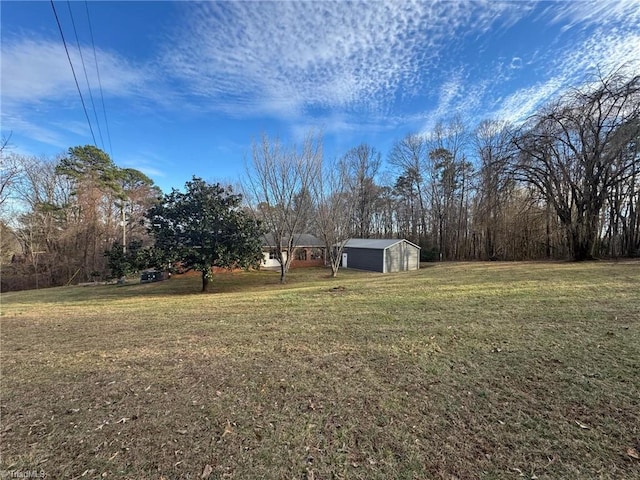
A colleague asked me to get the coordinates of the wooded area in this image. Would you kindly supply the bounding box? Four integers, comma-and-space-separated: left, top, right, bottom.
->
1, 70, 638, 291
1, 145, 161, 291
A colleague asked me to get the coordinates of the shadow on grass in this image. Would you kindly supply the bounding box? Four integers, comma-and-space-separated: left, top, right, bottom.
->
2, 267, 368, 305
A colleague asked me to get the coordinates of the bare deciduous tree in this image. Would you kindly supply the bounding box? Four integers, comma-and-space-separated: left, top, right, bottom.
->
2, 149, 161, 290
389, 133, 429, 243
245, 132, 322, 283
310, 157, 356, 277
0, 134, 21, 209
342, 144, 381, 239
512, 70, 640, 260
472, 119, 515, 259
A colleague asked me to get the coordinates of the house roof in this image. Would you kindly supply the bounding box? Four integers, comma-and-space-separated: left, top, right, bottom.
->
343, 238, 420, 250
262, 233, 324, 248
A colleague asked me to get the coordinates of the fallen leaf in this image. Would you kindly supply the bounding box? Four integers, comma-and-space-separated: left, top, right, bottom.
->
176, 429, 188, 435
201, 464, 213, 478
575, 420, 590, 429
627, 447, 640, 460
221, 420, 233, 437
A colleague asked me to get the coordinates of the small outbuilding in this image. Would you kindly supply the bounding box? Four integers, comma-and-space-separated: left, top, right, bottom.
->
340, 238, 420, 273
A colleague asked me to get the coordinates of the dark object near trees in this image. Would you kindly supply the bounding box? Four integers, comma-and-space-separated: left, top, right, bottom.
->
140, 270, 163, 283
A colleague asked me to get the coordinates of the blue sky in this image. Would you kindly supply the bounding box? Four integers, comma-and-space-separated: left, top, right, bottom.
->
2, 0, 639, 193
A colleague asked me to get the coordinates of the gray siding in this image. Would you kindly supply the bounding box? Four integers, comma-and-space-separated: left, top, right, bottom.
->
340, 238, 420, 273
343, 247, 384, 272
406, 243, 420, 270
384, 241, 420, 272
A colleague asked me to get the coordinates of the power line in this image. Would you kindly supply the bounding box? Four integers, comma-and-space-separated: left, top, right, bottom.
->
84, 0, 114, 159
66, 0, 104, 150
84, 1, 113, 159
50, 0, 97, 146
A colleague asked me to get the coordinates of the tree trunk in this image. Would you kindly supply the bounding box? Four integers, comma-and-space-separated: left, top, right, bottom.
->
202, 268, 213, 292
570, 222, 596, 261
331, 264, 339, 277
279, 263, 287, 284
572, 240, 594, 261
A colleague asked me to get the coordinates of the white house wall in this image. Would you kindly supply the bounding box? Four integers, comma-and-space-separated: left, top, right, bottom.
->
262, 251, 287, 268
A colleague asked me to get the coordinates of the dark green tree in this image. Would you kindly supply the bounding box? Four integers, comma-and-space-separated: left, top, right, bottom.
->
105, 240, 145, 280
56, 145, 123, 196
146, 177, 264, 292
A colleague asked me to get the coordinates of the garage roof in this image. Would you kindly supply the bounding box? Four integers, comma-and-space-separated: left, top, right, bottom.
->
344, 238, 419, 250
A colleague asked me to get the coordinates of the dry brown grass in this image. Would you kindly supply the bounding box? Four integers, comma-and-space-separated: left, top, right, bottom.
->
1, 261, 639, 479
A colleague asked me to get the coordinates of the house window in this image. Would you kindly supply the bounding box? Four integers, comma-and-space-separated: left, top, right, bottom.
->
310, 248, 323, 260
269, 249, 278, 260
296, 249, 307, 261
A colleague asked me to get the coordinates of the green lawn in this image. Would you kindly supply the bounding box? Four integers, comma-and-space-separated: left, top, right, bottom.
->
1, 261, 639, 479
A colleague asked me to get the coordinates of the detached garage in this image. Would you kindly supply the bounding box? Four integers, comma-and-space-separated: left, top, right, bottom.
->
340, 239, 420, 273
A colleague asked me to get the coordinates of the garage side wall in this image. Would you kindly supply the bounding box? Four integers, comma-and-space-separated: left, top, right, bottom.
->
384, 241, 420, 273
343, 247, 384, 272
403, 241, 420, 271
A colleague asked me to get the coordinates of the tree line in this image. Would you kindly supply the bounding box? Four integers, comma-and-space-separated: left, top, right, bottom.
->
1, 69, 638, 291
1, 145, 161, 290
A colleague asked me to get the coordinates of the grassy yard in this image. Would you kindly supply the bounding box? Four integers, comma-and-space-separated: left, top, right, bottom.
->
1, 261, 639, 479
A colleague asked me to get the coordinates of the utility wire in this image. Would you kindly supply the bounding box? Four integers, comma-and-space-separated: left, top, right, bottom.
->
85, 0, 114, 159
50, 0, 97, 146
66, 0, 104, 150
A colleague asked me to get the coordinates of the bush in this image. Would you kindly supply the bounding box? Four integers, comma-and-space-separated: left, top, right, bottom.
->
420, 247, 440, 262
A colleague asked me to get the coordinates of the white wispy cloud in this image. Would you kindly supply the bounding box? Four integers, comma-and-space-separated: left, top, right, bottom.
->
545, 0, 640, 32
163, 1, 530, 118
0, 34, 183, 158
1, 111, 70, 149
4, 0, 638, 159
119, 151, 169, 180
1, 37, 149, 105
490, 21, 640, 125
0, 35, 160, 153
418, 0, 640, 129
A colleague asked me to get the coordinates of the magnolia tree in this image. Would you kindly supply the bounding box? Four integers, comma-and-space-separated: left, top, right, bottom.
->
146, 177, 263, 292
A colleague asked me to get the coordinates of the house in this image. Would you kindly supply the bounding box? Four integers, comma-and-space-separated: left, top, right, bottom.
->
261, 233, 326, 268
340, 238, 420, 273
